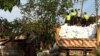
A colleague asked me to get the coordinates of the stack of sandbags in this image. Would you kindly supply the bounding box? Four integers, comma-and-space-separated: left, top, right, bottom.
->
59, 23, 96, 38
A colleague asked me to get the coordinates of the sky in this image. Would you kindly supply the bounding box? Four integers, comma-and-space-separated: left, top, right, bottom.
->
0, 0, 27, 22
0, 0, 100, 22
73, 0, 100, 15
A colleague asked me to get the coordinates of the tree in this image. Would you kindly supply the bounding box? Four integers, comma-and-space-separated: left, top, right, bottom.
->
19, 0, 75, 50
0, 17, 24, 45
0, 0, 20, 11
0, 0, 76, 51
0, 17, 11, 38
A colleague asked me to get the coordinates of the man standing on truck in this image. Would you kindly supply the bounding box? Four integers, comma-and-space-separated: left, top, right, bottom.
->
70, 9, 77, 25
66, 13, 71, 25
83, 12, 89, 26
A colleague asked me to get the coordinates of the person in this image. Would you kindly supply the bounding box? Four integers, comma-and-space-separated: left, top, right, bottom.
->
74, 9, 80, 25
66, 13, 71, 25
83, 12, 89, 21
91, 14, 96, 23
83, 12, 89, 26
70, 9, 77, 25
70, 9, 76, 17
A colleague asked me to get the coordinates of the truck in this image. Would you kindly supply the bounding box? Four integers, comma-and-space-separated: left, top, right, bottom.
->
52, 25, 100, 56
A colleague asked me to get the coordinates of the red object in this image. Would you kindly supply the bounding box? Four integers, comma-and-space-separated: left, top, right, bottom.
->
97, 16, 100, 19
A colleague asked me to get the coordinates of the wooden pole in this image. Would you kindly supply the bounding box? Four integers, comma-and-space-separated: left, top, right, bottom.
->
95, 0, 99, 46
95, 0, 98, 25
80, 0, 84, 17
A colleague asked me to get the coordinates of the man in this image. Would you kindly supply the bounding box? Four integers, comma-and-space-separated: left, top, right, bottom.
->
70, 9, 77, 25
83, 12, 89, 26
66, 13, 71, 25
70, 9, 76, 17
83, 12, 89, 21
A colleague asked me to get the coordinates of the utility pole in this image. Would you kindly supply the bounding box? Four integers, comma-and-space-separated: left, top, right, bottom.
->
95, 0, 98, 26
80, 0, 84, 17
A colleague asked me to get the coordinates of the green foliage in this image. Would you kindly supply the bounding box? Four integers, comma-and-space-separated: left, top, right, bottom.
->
0, 18, 23, 40
35, 18, 56, 44
19, 0, 75, 49
96, 45, 100, 56
0, 0, 75, 48
0, 18, 11, 37
0, 0, 20, 11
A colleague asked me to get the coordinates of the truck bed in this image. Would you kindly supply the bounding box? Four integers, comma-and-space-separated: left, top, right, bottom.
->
56, 38, 97, 48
